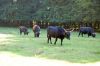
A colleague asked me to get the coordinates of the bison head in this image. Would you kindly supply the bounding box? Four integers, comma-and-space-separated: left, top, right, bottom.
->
92, 33, 96, 38
64, 28, 74, 40
65, 31, 71, 40
24, 31, 29, 35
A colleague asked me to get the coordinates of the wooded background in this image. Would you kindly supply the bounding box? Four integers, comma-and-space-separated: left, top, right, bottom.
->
0, 0, 100, 31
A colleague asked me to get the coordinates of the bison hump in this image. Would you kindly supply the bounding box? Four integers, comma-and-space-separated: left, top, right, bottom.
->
57, 27, 65, 35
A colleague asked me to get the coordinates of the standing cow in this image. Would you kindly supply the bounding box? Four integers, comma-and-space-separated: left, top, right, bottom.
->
32, 25, 40, 37
47, 26, 72, 46
19, 26, 29, 35
78, 27, 96, 37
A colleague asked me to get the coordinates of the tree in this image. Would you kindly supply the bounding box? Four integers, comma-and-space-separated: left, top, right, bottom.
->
0, 0, 99, 23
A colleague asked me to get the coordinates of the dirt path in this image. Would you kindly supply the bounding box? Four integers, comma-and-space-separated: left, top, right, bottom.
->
0, 52, 100, 66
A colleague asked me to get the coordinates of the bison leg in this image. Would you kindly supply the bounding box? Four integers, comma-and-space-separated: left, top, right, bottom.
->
50, 37, 52, 44
48, 36, 52, 44
37, 33, 39, 37
54, 38, 58, 45
37, 32, 40, 37
81, 33, 83, 37
47, 37, 49, 43
78, 32, 81, 37
88, 33, 90, 37
20, 31, 22, 35
61, 39, 63, 46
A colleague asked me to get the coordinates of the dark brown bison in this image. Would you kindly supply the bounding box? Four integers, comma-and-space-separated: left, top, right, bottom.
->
32, 25, 40, 37
47, 26, 72, 46
78, 27, 96, 37
19, 26, 29, 35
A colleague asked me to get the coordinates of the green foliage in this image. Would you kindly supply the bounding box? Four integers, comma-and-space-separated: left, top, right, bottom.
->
0, 0, 100, 22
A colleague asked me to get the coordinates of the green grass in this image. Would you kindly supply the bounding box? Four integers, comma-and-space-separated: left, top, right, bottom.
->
0, 27, 100, 63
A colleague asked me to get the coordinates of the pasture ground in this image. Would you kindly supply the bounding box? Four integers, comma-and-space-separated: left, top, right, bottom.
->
0, 27, 100, 66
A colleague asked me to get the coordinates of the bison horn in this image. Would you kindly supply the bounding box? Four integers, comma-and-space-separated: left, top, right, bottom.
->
70, 28, 74, 32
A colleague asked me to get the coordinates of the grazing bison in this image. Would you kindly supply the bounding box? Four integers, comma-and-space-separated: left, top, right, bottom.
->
19, 26, 29, 35
47, 26, 72, 46
78, 27, 96, 37
32, 25, 40, 37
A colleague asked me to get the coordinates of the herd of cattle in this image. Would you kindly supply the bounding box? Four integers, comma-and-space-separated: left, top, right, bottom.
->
19, 25, 96, 46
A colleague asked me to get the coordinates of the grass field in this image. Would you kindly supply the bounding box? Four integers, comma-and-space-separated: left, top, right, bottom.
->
0, 27, 100, 63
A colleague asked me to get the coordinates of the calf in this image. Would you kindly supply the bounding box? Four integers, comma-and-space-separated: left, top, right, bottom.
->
47, 26, 71, 46
78, 27, 96, 37
19, 26, 29, 35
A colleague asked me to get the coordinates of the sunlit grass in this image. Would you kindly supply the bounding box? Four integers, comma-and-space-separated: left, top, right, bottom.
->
0, 33, 16, 44
0, 27, 100, 63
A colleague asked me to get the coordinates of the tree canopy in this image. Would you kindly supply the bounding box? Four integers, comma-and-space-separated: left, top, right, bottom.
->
0, 0, 100, 22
